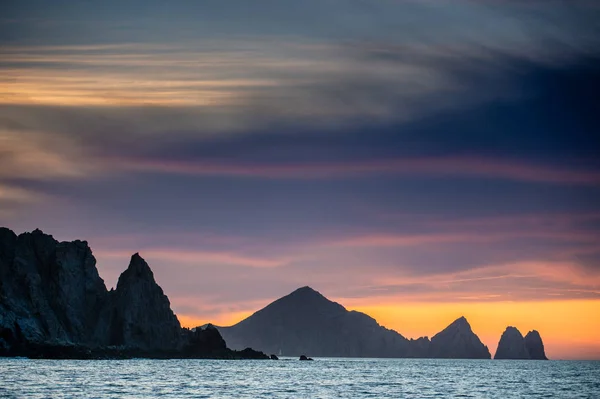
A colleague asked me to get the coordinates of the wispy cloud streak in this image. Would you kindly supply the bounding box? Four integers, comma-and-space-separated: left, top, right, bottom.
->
115, 156, 600, 185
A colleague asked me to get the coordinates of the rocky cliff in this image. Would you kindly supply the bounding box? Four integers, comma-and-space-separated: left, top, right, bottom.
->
0, 227, 267, 359
0, 228, 108, 351
494, 326, 548, 360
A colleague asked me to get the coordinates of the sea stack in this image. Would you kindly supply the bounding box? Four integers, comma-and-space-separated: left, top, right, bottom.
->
524, 330, 548, 360
495, 327, 529, 359
495, 326, 548, 360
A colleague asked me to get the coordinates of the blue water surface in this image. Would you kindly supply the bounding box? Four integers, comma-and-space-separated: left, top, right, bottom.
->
1, 358, 598, 398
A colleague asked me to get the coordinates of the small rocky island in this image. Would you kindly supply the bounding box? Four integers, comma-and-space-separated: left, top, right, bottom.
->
0, 228, 267, 359
494, 326, 548, 360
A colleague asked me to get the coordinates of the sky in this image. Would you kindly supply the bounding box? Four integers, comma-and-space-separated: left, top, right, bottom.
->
1, 0, 599, 360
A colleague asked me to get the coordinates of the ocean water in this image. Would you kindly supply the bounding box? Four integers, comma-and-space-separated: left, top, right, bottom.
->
0, 358, 598, 398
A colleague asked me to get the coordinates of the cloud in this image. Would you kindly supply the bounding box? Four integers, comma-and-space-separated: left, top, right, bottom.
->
95, 248, 292, 269
111, 156, 600, 185
335, 260, 600, 303
0, 129, 104, 180
0, 184, 39, 202
331, 229, 600, 248
2, 1, 598, 193
0, 183, 43, 221
2, 0, 598, 131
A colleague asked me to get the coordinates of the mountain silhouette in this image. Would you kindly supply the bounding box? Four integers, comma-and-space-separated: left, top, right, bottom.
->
218, 286, 491, 358
429, 316, 491, 358
219, 286, 416, 357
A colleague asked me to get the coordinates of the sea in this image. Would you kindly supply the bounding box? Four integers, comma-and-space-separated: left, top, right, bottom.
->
1, 358, 598, 398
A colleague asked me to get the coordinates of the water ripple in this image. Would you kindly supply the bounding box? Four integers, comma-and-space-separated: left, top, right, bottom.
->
0, 358, 598, 398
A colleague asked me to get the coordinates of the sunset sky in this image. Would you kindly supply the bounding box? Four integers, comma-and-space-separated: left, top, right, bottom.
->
1, 1, 599, 360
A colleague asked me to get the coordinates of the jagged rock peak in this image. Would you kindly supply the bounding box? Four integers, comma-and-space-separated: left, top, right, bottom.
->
105, 252, 182, 351
275, 286, 339, 308
274, 286, 347, 314
118, 253, 155, 284
429, 316, 491, 359
448, 316, 470, 329
289, 286, 322, 297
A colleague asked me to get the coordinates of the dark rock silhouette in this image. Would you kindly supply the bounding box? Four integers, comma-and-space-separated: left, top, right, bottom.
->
524, 330, 548, 360
184, 324, 226, 354
0, 228, 108, 351
429, 316, 491, 359
494, 327, 530, 359
179, 324, 264, 358
410, 336, 431, 355
100, 253, 182, 351
218, 286, 491, 359
218, 286, 419, 358
270, 354, 279, 360
0, 227, 267, 359
299, 355, 313, 360
494, 327, 548, 360
1, 227, 547, 361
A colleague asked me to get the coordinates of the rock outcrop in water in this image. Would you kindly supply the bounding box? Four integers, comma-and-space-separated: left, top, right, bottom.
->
495, 327, 529, 359
217, 286, 491, 359
429, 316, 491, 359
0, 227, 268, 359
494, 326, 548, 360
524, 330, 548, 360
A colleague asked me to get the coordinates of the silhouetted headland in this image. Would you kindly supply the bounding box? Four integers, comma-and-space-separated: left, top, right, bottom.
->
0, 228, 266, 359
1, 228, 548, 360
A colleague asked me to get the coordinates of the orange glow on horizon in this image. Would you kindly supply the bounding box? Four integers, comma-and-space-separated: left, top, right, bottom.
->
180, 299, 600, 360
178, 311, 254, 330
349, 299, 600, 360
